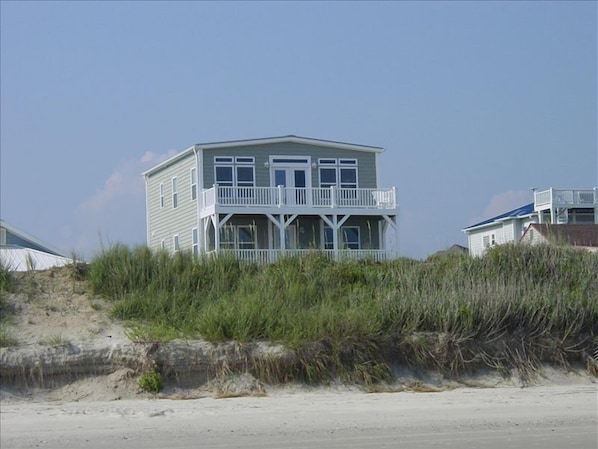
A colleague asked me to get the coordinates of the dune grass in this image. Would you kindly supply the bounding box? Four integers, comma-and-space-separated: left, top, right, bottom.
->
0, 259, 18, 347
87, 243, 598, 383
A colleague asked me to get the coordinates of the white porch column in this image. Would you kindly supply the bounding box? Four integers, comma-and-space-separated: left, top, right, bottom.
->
332, 215, 338, 259
279, 215, 286, 250
212, 215, 220, 253
199, 217, 206, 253
265, 213, 297, 253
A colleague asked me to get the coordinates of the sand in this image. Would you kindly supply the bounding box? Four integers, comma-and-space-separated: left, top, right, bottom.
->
2, 384, 597, 449
1, 268, 597, 448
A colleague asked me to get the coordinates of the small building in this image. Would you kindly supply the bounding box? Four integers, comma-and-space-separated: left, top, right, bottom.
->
0, 220, 72, 271
520, 223, 598, 253
462, 188, 598, 257
143, 135, 399, 263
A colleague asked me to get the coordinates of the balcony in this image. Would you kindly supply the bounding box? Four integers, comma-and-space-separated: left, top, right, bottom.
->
201, 185, 397, 216
534, 188, 597, 211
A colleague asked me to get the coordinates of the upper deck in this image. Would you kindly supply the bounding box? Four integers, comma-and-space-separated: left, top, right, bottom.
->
200, 185, 397, 217
534, 188, 597, 211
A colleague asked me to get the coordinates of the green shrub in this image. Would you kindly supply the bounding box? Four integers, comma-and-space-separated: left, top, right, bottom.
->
138, 369, 163, 393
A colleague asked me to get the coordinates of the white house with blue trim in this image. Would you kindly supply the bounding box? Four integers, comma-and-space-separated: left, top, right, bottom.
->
463, 188, 598, 257
143, 135, 399, 263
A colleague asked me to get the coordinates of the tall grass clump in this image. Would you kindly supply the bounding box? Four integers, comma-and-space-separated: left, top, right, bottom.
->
0, 259, 17, 347
0, 259, 12, 293
89, 243, 598, 383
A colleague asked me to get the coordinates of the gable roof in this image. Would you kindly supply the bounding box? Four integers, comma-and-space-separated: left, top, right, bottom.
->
522, 224, 598, 247
144, 135, 384, 177
0, 219, 69, 258
463, 203, 535, 231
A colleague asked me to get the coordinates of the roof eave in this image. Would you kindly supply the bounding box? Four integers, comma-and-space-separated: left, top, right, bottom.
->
194, 135, 384, 153
462, 213, 536, 233
143, 146, 196, 177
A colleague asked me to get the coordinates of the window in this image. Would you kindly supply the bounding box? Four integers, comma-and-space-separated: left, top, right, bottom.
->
219, 225, 257, 250
190, 168, 197, 201
320, 168, 337, 188
340, 168, 357, 189
214, 156, 255, 203
220, 226, 235, 250
160, 239, 165, 250
172, 177, 178, 209
323, 226, 360, 250
159, 183, 164, 208
192, 228, 199, 256
324, 227, 334, 250
318, 158, 358, 189
483, 234, 496, 249
272, 157, 309, 164
173, 234, 180, 253
237, 226, 256, 249
236, 166, 255, 188
214, 156, 255, 187
215, 166, 234, 186
341, 227, 360, 249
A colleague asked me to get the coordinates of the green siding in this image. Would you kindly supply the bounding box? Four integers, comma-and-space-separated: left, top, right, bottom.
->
202, 142, 378, 189
146, 153, 198, 252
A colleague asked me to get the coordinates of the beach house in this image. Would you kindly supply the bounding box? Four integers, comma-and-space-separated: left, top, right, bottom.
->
143, 135, 399, 263
462, 188, 598, 257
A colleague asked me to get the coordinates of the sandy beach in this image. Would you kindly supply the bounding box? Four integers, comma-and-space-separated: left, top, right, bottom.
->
1, 383, 596, 449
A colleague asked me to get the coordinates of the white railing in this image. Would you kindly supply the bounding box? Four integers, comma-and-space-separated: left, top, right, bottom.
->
207, 249, 393, 264
534, 188, 597, 208
201, 185, 397, 210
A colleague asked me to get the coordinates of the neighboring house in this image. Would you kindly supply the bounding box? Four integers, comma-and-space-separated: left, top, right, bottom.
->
143, 135, 399, 263
431, 244, 469, 258
0, 219, 72, 271
520, 223, 598, 253
463, 188, 598, 257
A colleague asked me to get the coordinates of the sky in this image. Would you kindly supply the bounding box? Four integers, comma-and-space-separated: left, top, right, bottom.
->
1, 1, 596, 260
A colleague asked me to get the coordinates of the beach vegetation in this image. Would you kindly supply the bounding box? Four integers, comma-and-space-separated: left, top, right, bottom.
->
87, 243, 598, 384
138, 368, 163, 393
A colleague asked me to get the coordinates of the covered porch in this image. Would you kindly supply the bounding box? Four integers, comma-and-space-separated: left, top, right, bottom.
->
200, 212, 398, 263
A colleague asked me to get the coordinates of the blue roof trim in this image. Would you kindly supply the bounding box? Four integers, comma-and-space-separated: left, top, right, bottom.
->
464, 203, 534, 230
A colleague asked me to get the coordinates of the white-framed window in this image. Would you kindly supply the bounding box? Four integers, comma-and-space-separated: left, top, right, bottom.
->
172, 177, 178, 209
270, 156, 310, 165
214, 156, 255, 188
215, 165, 234, 187
323, 226, 360, 250
190, 167, 197, 201
192, 227, 199, 257
173, 234, 180, 253
318, 158, 358, 189
159, 183, 164, 208
219, 225, 257, 250
160, 239, 165, 250
483, 234, 496, 249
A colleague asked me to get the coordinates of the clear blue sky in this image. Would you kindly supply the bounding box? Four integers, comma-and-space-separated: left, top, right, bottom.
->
1, 1, 596, 259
